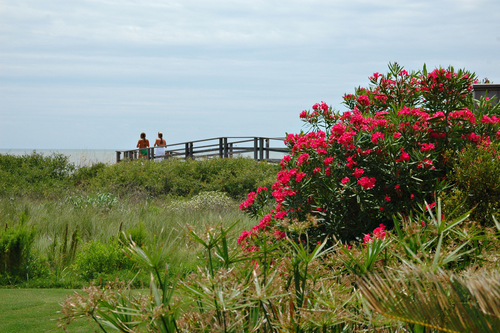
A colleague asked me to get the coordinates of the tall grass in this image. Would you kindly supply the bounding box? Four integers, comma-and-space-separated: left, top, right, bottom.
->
0, 153, 275, 285
0, 193, 257, 286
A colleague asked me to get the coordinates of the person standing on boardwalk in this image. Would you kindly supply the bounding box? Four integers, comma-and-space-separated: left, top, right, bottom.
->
154, 132, 167, 160
136, 132, 150, 158
154, 132, 167, 147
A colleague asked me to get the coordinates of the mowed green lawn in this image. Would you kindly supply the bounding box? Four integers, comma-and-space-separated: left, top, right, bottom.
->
0, 289, 94, 333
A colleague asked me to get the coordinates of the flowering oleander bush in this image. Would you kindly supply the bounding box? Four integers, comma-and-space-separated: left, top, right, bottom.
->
240, 63, 500, 243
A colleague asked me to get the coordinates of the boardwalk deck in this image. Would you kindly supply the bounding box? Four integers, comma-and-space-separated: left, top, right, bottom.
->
116, 136, 289, 163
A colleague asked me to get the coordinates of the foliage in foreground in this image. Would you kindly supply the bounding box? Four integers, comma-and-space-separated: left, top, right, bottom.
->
59, 199, 500, 332
359, 267, 500, 333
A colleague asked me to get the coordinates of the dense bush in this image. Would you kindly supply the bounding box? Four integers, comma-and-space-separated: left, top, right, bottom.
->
240, 63, 500, 242
0, 217, 37, 283
90, 157, 278, 199
73, 240, 132, 281
0, 153, 278, 200
450, 142, 500, 225
0, 152, 74, 196
70, 162, 106, 187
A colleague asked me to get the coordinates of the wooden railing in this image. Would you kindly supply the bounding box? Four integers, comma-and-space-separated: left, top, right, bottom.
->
115, 136, 289, 163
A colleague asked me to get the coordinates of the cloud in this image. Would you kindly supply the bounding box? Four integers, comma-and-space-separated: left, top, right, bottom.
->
1, 0, 500, 149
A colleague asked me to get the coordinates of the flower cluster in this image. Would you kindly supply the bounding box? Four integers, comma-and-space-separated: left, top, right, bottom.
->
362, 224, 388, 245
239, 63, 500, 244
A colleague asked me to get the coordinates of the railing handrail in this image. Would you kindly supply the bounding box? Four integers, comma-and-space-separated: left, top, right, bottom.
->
156, 136, 285, 147
115, 136, 289, 163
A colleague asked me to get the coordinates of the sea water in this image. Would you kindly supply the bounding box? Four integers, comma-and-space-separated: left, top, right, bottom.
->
0, 149, 117, 167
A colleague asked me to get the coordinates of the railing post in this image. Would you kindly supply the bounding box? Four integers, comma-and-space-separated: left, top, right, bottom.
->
259, 137, 264, 161
133, 150, 138, 160
219, 138, 223, 158
190, 142, 194, 158
116, 151, 121, 163
185, 143, 189, 159
223, 137, 228, 158
229, 143, 233, 157
265, 138, 270, 161
254, 138, 258, 160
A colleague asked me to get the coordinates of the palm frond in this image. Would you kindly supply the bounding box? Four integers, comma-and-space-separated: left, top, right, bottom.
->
358, 267, 500, 332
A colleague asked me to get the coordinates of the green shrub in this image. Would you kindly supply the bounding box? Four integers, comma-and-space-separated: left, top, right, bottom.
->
70, 162, 106, 186
89, 157, 277, 199
73, 240, 131, 281
0, 222, 36, 282
121, 222, 149, 247
0, 152, 75, 196
450, 143, 500, 225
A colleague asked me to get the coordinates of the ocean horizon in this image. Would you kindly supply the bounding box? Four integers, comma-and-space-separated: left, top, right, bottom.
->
0, 149, 119, 167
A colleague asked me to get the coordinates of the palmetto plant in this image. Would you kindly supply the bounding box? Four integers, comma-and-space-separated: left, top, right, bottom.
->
358, 266, 500, 333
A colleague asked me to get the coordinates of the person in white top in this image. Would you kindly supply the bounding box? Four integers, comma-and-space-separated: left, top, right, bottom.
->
154, 132, 167, 161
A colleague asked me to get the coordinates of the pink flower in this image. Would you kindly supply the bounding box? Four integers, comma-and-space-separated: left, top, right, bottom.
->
237, 230, 251, 245
371, 132, 385, 144
274, 230, 286, 240
395, 148, 410, 162
417, 158, 433, 168
467, 132, 480, 143
373, 224, 387, 239
363, 234, 372, 244
239, 192, 257, 210
346, 156, 357, 169
357, 177, 376, 190
482, 115, 495, 124
393, 132, 402, 139
352, 168, 365, 178
411, 194, 414, 199
358, 95, 370, 106
420, 143, 435, 152
299, 110, 308, 119
296, 172, 307, 182
257, 187, 267, 194
323, 157, 334, 165
341, 177, 350, 185
296, 153, 310, 166
385, 196, 391, 202
280, 155, 291, 168
274, 211, 287, 220
362, 149, 372, 155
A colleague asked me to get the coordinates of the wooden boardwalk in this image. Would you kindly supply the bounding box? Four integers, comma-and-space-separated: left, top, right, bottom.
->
116, 136, 289, 163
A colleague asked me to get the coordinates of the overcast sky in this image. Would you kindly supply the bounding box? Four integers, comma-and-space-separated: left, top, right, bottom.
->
1, 0, 499, 150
